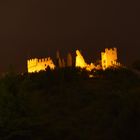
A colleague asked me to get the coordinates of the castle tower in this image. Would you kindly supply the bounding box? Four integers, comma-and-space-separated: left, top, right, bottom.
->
101, 48, 119, 70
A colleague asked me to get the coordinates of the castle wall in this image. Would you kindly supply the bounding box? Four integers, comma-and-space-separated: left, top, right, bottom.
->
27, 58, 55, 73
76, 50, 87, 68
27, 48, 121, 73
27, 58, 38, 73
101, 48, 118, 70
75, 50, 96, 71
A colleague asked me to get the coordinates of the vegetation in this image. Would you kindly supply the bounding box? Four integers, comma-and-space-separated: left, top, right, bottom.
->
132, 60, 140, 71
0, 67, 140, 140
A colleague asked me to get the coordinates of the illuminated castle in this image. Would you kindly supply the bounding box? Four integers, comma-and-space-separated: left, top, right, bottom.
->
76, 50, 88, 68
75, 50, 95, 71
27, 57, 55, 73
27, 48, 121, 73
101, 48, 120, 70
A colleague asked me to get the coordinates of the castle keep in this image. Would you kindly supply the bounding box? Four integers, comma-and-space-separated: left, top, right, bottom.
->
27, 48, 121, 73
101, 48, 120, 70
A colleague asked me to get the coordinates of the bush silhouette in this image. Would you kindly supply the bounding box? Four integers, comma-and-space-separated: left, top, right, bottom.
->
0, 68, 139, 139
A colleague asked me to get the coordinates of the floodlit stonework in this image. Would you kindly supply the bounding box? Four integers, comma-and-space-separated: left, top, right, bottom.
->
101, 48, 120, 70
27, 57, 55, 73
76, 50, 88, 68
27, 48, 121, 73
75, 50, 96, 71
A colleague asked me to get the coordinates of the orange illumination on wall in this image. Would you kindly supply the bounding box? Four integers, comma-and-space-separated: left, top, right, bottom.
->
75, 50, 95, 71
101, 48, 120, 70
27, 57, 55, 73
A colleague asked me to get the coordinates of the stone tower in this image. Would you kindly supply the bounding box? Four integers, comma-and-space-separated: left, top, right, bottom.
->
101, 48, 119, 70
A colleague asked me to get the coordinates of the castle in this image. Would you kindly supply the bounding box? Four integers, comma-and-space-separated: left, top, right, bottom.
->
27, 48, 121, 73
27, 57, 55, 73
101, 48, 120, 70
75, 50, 96, 71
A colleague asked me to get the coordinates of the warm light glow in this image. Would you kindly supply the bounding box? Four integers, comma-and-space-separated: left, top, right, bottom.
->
101, 48, 120, 70
75, 50, 95, 71
27, 57, 55, 73
76, 50, 87, 68
27, 48, 121, 73
89, 74, 94, 78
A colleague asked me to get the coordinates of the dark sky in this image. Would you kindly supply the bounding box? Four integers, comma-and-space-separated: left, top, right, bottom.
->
0, 0, 140, 72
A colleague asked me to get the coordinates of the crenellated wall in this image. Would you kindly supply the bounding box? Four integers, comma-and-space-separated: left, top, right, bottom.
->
101, 48, 120, 70
27, 57, 55, 73
27, 48, 121, 73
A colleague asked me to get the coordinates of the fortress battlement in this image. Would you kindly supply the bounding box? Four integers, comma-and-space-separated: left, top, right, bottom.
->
27, 57, 55, 73
104, 48, 117, 53
28, 57, 53, 64
27, 47, 121, 73
101, 47, 119, 70
27, 58, 38, 64
37, 57, 51, 63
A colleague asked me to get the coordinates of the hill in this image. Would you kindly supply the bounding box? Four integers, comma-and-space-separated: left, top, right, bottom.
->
0, 68, 140, 140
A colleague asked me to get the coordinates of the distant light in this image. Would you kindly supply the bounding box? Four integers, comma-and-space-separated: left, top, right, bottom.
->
89, 74, 94, 78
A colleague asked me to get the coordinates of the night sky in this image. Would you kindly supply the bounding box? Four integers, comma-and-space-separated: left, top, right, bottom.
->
0, 0, 140, 73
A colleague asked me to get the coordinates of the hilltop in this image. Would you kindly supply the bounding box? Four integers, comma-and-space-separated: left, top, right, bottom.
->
0, 68, 140, 140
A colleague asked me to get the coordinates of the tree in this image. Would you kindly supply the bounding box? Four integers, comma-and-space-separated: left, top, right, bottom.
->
67, 53, 73, 67
132, 60, 140, 71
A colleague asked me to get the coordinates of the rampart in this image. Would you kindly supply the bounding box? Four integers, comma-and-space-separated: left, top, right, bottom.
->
27, 57, 55, 73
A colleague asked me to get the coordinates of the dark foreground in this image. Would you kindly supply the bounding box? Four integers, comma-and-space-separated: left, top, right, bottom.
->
0, 68, 140, 140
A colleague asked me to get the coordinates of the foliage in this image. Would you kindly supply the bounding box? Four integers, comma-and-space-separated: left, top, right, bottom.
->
0, 68, 139, 139
132, 60, 140, 71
